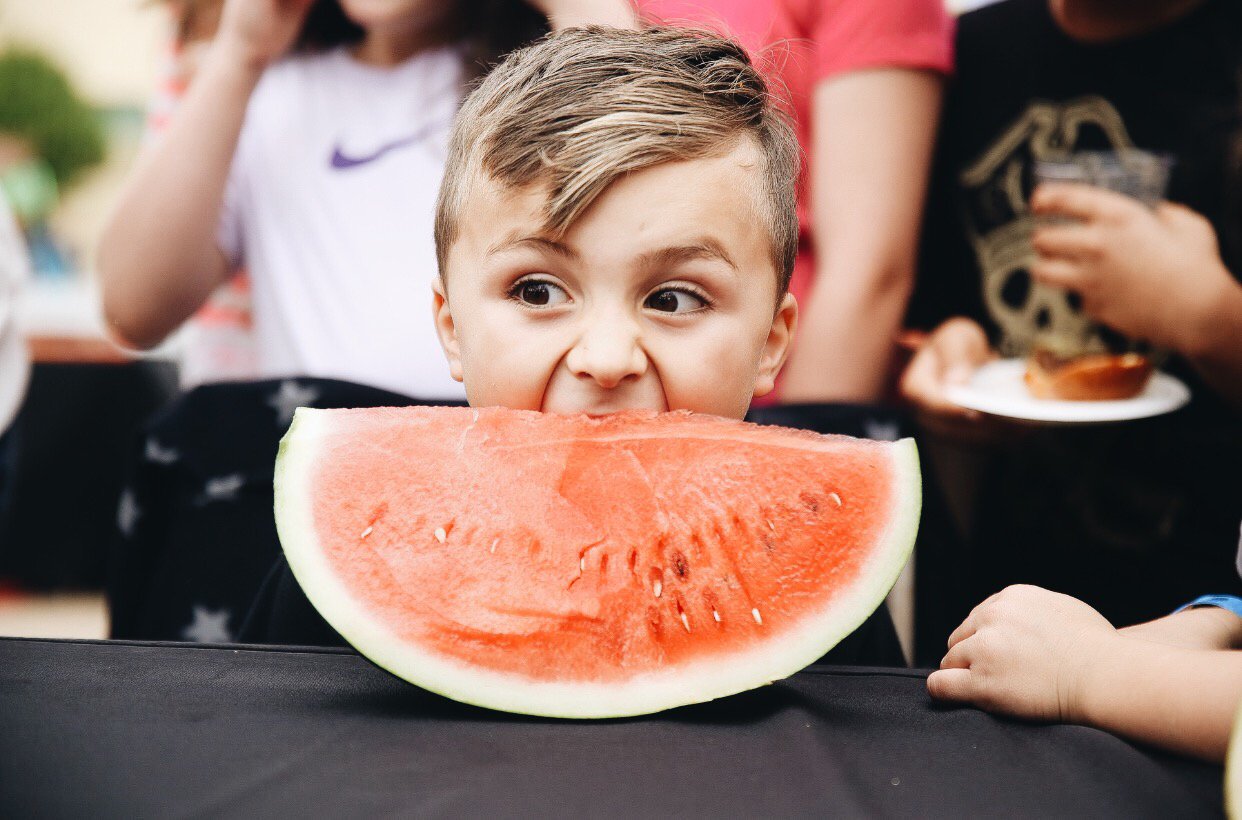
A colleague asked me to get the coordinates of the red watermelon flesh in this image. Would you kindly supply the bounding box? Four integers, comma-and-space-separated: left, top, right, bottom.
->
275, 406, 920, 717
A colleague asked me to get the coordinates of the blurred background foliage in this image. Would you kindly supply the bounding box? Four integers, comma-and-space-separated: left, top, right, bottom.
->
0, 47, 106, 191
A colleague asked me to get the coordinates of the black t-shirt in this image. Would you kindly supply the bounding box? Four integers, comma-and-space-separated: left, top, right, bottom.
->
914, 0, 1242, 335
911, 0, 1242, 627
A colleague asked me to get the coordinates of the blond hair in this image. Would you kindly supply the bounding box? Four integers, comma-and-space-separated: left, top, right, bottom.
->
434, 26, 799, 294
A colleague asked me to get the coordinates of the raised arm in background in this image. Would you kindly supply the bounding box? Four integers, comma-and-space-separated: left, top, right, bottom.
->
97, 0, 315, 350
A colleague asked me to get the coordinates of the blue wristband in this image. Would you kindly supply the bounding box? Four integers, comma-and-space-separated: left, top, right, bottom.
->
1174, 594, 1242, 619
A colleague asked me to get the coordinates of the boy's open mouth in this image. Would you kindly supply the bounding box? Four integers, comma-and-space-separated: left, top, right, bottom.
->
551, 401, 667, 418
541, 390, 669, 418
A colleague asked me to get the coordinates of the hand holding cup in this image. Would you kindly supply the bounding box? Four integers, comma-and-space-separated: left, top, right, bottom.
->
1030, 184, 1234, 359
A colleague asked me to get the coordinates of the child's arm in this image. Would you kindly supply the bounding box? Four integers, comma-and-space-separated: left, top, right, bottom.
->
1075, 641, 1242, 762
1120, 603, 1242, 651
97, 0, 314, 349
780, 68, 944, 402
927, 584, 1242, 762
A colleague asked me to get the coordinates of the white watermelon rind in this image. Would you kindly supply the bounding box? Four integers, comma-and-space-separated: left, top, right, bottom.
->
275, 407, 922, 719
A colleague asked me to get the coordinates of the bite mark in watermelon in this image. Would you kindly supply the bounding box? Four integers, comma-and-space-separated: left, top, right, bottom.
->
275, 407, 921, 718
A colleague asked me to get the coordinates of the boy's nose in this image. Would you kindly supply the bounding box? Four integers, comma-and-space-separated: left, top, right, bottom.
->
565, 319, 648, 389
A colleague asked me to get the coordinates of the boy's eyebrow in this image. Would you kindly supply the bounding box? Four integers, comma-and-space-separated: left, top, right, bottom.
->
486, 235, 738, 272
487, 235, 579, 260
637, 239, 738, 273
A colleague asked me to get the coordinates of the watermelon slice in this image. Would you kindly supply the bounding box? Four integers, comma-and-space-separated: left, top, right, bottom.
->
275, 407, 920, 718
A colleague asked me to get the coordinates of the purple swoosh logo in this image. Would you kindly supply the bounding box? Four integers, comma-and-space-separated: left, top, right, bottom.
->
328, 117, 452, 170
330, 133, 422, 169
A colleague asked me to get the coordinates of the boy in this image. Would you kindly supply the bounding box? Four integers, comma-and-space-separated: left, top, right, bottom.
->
246, 26, 899, 664
428, 25, 798, 421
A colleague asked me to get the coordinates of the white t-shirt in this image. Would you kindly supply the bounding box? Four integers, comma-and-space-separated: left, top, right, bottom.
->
0, 196, 30, 434
218, 45, 466, 400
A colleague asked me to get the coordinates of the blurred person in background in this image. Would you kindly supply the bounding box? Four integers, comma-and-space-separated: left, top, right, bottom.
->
635, 0, 954, 404
0, 195, 30, 536
99, 0, 636, 401
902, 0, 1242, 644
0, 45, 107, 578
100, 0, 637, 644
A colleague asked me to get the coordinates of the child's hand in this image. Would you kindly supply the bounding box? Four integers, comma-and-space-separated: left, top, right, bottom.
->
1030, 184, 1235, 357
898, 317, 1021, 442
898, 317, 990, 431
216, 0, 316, 70
927, 585, 1118, 723
1121, 607, 1242, 652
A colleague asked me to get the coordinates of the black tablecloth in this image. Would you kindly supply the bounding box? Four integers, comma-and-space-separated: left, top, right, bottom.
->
0, 638, 1224, 818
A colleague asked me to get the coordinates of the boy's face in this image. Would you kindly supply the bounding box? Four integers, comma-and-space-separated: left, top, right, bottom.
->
433, 140, 797, 420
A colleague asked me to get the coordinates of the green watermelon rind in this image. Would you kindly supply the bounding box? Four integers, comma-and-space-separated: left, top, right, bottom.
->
275, 407, 922, 719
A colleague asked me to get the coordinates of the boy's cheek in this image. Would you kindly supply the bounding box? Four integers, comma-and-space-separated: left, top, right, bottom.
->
461, 339, 556, 412
666, 361, 753, 419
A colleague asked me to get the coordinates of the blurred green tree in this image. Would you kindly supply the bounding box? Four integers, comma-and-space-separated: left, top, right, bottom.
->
0, 46, 105, 190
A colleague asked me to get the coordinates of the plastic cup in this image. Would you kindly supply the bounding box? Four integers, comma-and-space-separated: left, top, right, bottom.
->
1033, 150, 1172, 208
1025, 150, 1172, 396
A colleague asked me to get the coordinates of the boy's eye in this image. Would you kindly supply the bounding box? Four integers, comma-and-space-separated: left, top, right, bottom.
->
512, 280, 569, 307
645, 289, 706, 314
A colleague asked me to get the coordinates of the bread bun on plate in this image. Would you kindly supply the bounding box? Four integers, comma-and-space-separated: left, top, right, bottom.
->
1024, 350, 1153, 401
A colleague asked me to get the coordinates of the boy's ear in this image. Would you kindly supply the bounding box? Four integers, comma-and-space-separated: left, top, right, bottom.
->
753, 293, 797, 399
431, 278, 464, 382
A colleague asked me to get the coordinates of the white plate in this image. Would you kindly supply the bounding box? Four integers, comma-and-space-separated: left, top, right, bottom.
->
945, 358, 1190, 425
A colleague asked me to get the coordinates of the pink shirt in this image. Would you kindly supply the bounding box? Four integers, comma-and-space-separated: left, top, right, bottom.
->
636, 0, 954, 306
